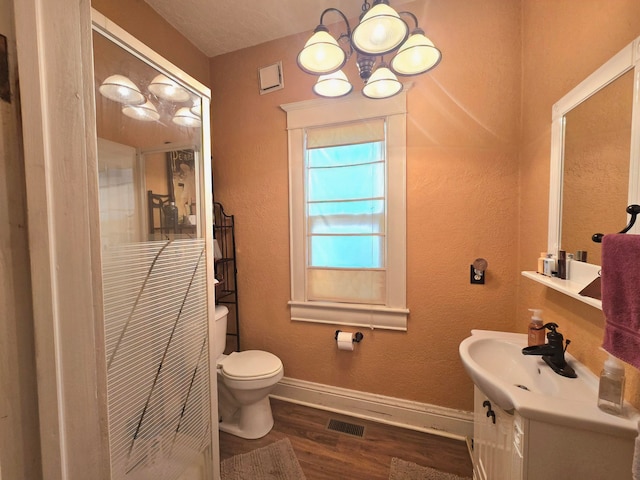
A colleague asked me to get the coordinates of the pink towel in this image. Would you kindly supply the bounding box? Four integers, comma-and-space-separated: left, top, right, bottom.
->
602, 234, 640, 370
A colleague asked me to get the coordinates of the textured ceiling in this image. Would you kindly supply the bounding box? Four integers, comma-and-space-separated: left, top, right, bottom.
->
144, 0, 368, 58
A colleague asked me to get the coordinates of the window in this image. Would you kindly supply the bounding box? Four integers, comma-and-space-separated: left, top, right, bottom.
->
282, 91, 409, 330
306, 120, 386, 304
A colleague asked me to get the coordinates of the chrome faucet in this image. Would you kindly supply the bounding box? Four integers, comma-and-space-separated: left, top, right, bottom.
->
521, 323, 577, 378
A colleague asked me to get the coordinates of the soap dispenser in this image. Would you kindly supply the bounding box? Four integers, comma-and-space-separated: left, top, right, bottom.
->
598, 354, 625, 415
527, 309, 545, 346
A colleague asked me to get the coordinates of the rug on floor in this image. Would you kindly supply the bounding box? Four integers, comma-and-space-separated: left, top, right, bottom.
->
220, 438, 307, 480
389, 457, 472, 480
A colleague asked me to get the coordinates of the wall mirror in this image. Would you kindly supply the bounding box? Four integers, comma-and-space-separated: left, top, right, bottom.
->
548, 35, 640, 266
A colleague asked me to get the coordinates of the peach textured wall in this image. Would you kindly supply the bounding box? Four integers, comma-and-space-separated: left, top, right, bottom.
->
210, 0, 521, 412
519, 0, 640, 409
88, 0, 640, 415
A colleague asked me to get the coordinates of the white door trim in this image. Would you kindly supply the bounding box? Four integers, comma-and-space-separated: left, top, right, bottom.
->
13, 0, 110, 478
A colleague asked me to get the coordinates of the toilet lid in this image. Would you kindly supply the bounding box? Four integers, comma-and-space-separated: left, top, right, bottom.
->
222, 350, 282, 379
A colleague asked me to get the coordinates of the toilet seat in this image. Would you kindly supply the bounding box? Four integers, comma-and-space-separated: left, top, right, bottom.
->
221, 350, 283, 381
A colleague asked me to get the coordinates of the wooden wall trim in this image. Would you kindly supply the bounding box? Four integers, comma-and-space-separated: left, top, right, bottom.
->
272, 377, 473, 441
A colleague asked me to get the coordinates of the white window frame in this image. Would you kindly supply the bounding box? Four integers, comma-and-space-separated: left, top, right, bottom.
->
281, 91, 409, 331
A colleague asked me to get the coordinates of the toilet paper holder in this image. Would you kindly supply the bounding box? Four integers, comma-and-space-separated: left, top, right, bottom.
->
335, 330, 364, 343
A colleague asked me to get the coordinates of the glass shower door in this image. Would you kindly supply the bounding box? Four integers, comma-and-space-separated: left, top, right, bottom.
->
92, 13, 215, 480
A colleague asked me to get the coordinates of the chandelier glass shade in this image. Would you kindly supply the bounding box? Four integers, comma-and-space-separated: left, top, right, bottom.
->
297, 0, 441, 99
362, 63, 402, 99
172, 107, 202, 128
148, 74, 191, 103
190, 98, 202, 116
99, 75, 146, 105
313, 70, 353, 98
122, 100, 160, 122
390, 29, 442, 76
351, 3, 408, 55
297, 27, 347, 75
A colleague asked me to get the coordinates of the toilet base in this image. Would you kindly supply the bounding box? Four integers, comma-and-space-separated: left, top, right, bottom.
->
219, 396, 275, 439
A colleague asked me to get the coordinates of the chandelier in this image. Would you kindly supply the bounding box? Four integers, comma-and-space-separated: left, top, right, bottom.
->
99, 73, 201, 127
297, 0, 442, 99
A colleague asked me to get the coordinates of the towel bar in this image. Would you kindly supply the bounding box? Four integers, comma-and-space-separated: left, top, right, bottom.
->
592, 204, 640, 243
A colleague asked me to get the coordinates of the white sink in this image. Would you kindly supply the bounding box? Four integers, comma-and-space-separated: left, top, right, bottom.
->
459, 330, 639, 437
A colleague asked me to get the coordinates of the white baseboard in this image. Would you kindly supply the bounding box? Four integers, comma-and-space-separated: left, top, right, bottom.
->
271, 377, 473, 441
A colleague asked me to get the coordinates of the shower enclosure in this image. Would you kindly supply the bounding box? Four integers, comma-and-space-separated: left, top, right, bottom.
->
93, 10, 218, 480
14, 2, 218, 476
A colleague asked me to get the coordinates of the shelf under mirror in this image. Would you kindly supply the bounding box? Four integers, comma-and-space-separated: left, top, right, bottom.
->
521, 260, 602, 310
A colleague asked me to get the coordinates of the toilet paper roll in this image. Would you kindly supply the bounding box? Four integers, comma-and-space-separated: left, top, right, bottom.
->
337, 331, 354, 351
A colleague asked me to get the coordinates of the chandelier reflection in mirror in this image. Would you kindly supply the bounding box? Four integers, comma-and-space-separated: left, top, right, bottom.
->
99, 72, 202, 127
297, 0, 442, 99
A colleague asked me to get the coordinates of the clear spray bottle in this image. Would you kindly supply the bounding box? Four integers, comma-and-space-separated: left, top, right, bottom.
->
598, 354, 625, 415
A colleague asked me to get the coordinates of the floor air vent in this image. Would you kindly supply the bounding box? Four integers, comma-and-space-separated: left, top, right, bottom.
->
326, 419, 366, 438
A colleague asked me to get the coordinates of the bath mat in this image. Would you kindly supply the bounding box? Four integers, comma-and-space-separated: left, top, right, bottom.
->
389, 458, 472, 480
220, 438, 306, 480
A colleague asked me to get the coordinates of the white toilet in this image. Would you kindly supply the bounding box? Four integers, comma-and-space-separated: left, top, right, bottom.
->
213, 305, 284, 439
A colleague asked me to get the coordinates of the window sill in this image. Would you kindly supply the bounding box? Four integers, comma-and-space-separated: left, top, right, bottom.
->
288, 300, 409, 331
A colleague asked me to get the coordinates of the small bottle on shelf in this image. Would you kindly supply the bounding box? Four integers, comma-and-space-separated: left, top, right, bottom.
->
566, 253, 574, 280
537, 252, 547, 274
543, 254, 556, 276
557, 250, 567, 279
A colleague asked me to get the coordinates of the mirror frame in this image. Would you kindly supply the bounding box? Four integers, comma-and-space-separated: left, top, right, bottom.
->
548, 35, 640, 262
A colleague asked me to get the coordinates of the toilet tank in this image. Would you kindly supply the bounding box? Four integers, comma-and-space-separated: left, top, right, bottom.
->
213, 305, 229, 358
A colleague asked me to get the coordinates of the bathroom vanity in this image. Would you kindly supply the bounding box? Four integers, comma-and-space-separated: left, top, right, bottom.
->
473, 386, 635, 479
501, 32, 640, 480
460, 331, 638, 480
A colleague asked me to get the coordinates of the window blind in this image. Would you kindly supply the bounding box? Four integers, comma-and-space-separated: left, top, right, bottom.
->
305, 118, 386, 305
306, 119, 385, 148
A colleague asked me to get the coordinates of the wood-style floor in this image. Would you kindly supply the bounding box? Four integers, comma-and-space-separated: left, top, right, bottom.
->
219, 398, 473, 479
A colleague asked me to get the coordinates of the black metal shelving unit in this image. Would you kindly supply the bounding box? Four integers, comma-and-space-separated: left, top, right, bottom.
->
147, 191, 197, 237
213, 202, 239, 352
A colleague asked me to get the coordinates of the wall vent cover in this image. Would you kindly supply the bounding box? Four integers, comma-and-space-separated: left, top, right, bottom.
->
258, 61, 284, 95
326, 418, 366, 438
